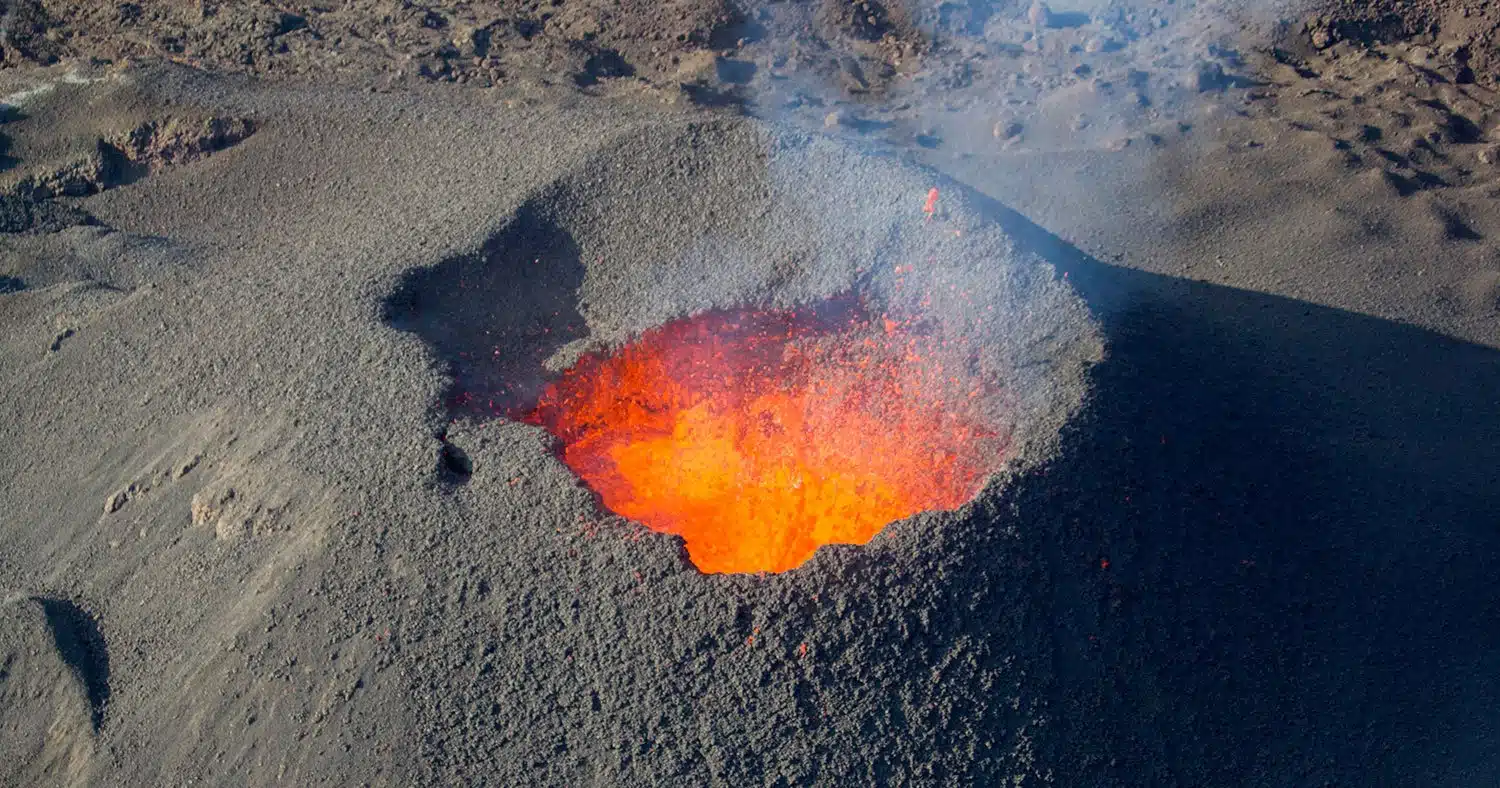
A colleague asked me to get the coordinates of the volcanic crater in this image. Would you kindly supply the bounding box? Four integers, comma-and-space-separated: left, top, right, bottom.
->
386, 118, 1103, 576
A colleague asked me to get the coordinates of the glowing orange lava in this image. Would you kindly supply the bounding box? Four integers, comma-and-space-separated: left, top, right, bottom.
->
524, 301, 1006, 574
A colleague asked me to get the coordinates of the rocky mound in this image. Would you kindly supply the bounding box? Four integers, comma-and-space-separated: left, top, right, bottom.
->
0, 596, 106, 787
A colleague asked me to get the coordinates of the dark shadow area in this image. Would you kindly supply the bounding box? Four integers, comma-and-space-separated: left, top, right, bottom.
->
575, 48, 636, 86
843, 116, 896, 134
715, 58, 758, 85
1045, 11, 1093, 29
274, 11, 309, 36
0, 128, 18, 172
32, 597, 109, 731
383, 205, 589, 420
1222, 72, 1264, 90
0, 276, 24, 293
1435, 206, 1483, 241
1326, 13, 1416, 48
1383, 167, 1449, 196
951, 192, 1500, 783
95, 140, 152, 192
1421, 99, 1485, 144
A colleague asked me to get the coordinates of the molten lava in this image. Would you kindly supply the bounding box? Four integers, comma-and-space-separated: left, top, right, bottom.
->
524, 301, 1006, 574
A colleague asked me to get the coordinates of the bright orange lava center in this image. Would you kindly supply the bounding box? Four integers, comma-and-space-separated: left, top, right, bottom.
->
524, 301, 1005, 574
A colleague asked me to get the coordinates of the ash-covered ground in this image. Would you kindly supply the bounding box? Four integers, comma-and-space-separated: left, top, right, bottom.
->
5, 0, 1500, 786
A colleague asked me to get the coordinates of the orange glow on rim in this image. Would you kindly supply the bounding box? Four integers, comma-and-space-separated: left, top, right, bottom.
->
524, 300, 1008, 574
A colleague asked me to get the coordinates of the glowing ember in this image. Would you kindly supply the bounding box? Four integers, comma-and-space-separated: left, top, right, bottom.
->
524, 300, 1007, 574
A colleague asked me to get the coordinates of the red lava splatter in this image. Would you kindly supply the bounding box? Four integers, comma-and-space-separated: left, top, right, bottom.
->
923, 187, 940, 219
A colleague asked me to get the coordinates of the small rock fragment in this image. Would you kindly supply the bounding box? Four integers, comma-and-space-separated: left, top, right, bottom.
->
1406, 46, 1434, 68
451, 24, 485, 58
674, 50, 718, 84
174, 455, 202, 479
993, 120, 1024, 140
191, 487, 236, 528
104, 489, 129, 515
